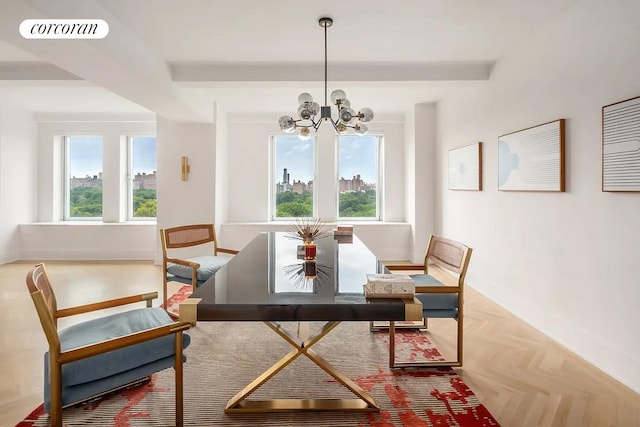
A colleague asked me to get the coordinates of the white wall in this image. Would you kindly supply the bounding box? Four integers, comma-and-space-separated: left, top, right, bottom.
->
156, 116, 217, 260
221, 113, 411, 258
405, 104, 437, 263
437, 0, 640, 392
19, 116, 158, 261
0, 104, 37, 263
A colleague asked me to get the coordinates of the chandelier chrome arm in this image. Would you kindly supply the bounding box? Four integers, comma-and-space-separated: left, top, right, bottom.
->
278, 17, 374, 140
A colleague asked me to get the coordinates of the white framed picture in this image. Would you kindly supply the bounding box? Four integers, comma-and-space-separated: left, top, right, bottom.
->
498, 119, 565, 192
602, 95, 640, 192
448, 142, 482, 191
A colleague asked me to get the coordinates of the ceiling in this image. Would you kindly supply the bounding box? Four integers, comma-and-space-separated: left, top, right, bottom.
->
0, 0, 579, 120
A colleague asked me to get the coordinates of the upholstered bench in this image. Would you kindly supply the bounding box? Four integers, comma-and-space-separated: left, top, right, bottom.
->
44, 307, 191, 409
166, 255, 230, 285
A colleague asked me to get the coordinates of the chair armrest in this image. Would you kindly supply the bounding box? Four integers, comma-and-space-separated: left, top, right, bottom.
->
58, 321, 192, 364
165, 257, 200, 269
55, 292, 158, 318
415, 285, 460, 294
217, 247, 239, 255
385, 264, 425, 271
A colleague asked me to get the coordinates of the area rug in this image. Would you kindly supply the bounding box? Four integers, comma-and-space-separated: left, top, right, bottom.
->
17, 292, 499, 427
164, 284, 193, 318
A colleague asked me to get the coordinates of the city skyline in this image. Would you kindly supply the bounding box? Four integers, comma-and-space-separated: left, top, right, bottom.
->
274, 134, 379, 184
67, 135, 157, 177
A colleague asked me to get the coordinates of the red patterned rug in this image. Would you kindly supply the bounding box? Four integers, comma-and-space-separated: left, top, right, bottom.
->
17, 290, 499, 427
164, 284, 193, 318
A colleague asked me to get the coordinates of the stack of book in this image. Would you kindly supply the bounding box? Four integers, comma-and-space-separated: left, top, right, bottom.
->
333, 224, 353, 243
364, 274, 415, 298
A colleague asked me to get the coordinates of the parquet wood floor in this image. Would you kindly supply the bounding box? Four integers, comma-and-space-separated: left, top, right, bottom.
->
1, 261, 638, 426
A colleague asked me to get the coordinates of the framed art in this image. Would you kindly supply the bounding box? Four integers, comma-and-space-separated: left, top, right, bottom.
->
448, 142, 482, 191
498, 119, 565, 192
602, 95, 640, 192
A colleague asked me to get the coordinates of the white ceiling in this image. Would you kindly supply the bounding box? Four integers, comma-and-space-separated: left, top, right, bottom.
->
0, 0, 579, 119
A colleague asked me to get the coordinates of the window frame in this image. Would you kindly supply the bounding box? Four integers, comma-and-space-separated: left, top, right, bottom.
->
126, 135, 157, 221
336, 134, 382, 221
270, 134, 317, 221
63, 135, 104, 221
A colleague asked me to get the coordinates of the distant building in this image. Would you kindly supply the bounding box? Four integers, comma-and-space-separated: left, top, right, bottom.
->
291, 179, 313, 194
70, 171, 157, 190
276, 168, 312, 194
133, 171, 157, 190
70, 172, 103, 189
276, 168, 374, 194
339, 174, 375, 193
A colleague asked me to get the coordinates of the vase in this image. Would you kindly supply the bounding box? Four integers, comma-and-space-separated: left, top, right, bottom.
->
304, 241, 317, 260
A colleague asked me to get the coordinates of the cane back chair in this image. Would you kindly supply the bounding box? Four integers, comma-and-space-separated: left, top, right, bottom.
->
386, 235, 472, 368
26, 263, 191, 427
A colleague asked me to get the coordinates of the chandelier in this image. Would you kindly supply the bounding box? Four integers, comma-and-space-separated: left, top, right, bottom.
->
278, 17, 374, 140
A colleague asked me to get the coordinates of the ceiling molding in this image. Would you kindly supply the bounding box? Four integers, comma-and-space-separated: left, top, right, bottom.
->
0, 63, 81, 80
0, 0, 207, 123
34, 112, 156, 123
227, 112, 405, 124
171, 62, 494, 83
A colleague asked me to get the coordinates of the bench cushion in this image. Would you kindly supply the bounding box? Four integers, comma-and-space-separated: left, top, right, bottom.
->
411, 274, 459, 318
46, 307, 191, 387
167, 255, 229, 282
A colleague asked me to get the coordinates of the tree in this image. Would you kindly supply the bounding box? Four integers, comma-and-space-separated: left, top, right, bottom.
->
275, 191, 313, 217
133, 189, 157, 217
70, 187, 103, 217
135, 199, 157, 217
339, 190, 376, 217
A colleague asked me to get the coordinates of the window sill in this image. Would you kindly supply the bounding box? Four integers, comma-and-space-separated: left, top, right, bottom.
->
22, 221, 157, 226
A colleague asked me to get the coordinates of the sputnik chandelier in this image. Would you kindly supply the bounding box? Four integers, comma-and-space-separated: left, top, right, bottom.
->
278, 17, 374, 140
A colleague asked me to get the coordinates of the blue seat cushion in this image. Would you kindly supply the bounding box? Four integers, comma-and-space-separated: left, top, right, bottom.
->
45, 307, 191, 387
44, 354, 180, 410
167, 255, 230, 282
411, 274, 459, 318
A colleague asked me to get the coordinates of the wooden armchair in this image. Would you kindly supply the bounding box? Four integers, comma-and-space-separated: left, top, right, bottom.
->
26, 263, 191, 427
160, 223, 238, 310
385, 235, 472, 368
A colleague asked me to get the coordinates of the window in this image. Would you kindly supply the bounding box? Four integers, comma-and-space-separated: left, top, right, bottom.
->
128, 136, 157, 219
337, 135, 380, 219
64, 136, 104, 219
272, 135, 315, 219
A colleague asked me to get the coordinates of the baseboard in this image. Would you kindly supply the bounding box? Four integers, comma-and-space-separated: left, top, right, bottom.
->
0, 251, 19, 265
19, 248, 155, 261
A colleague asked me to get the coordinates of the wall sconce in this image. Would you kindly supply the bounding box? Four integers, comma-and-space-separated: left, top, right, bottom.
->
181, 156, 190, 181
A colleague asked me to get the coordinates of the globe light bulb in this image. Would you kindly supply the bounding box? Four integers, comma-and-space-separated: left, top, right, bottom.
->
298, 104, 312, 120
330, 89, 346, 105
358, 107, 374, 123
354, 124, 368, 136
298, 127, 311, 140
340, 107, 356, 123
298, 92, 313, 105
310, 102, 320, 116
336, 123, 348, 134
341, 99, 351, 109
279, 115, 296, 133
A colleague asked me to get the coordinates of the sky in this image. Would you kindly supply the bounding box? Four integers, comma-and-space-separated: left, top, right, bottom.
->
68, 136, 156, 177
274, 135, 378, 184
68, 133, 377, 182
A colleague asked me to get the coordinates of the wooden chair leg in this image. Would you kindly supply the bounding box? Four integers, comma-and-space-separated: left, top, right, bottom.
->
50, 360, 62, 427
175, 332, 184, 427
457, 318, 463, 366
389, 321, 396, 368
162, 275, 168, 313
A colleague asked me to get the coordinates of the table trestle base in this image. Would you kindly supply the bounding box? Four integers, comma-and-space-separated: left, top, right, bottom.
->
225, 320, 380, 413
